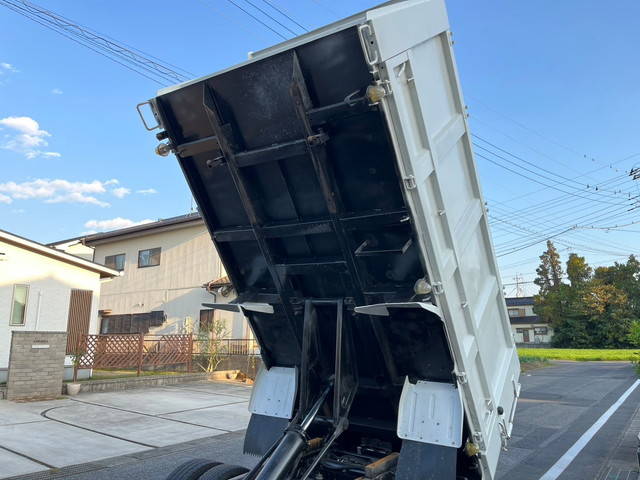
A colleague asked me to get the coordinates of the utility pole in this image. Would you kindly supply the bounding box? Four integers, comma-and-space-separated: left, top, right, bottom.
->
513, 273, 525, 297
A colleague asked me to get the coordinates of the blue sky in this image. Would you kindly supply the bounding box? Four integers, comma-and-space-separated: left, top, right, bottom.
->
1, 0, 639, 292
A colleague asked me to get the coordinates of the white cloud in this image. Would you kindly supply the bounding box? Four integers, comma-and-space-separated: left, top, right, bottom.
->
51, 88, 63, 95
0, 63, 17, 87
0, 116, 60, 159
0, 193, 12, 204
46, 192, 109, 207
0, 178, 126, 207
83, 217, 154, 233
111, 187, 131, 199
0, 62, 17, 73
136, 188, 157, 195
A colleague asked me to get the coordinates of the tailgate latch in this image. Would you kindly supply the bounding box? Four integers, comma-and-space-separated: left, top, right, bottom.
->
403, 175, 417, 190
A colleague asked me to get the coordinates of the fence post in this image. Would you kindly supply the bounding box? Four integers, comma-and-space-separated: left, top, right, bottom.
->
73, 334, 82, 382
136, 333, 144, 376
187, 335, 193, 373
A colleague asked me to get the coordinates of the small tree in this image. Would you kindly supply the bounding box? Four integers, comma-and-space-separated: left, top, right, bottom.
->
70, 344, 85, 383
628, 320, 640, 347
197, 315, 229, 372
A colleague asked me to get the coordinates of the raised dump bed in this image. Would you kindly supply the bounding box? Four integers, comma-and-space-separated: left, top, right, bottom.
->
139, 0, 520, 478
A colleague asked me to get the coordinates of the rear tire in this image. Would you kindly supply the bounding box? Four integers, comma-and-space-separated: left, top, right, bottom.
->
198, 464, 249, 480
166, 459, 222, 480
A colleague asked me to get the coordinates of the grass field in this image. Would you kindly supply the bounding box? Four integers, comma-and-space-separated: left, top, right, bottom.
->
518, 355, 549, 371
518, 348, 640, 362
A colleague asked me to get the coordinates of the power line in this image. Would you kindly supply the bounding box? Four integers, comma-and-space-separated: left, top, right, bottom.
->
223, 0, 288, 39
476, 152, 630, 206
488, 198, 638, 246
474, 135, 635, 197
491, 205, 635, 254
0, 0, 191, 85
489, 199, 635, 251
489, 202, 639, 253
471, 115, 603, 182
261, 0, 309, 32
496, 226, 576, 257
490, 208, 639, 257
486, 171, 635, 225
198, 0, 273, 43
469, 95, 617, 171
470, 111, 640, 206
242, 0, 299, 36
473, 137, 640, 256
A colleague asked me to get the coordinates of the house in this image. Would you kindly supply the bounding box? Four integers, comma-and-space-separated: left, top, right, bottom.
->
51, 213, 247, 339
505, 296, 554, 346
0, 229, 119, 382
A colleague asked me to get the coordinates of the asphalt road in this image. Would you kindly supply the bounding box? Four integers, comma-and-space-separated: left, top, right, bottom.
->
6, 361, 640, 480
497, 361, 640, 480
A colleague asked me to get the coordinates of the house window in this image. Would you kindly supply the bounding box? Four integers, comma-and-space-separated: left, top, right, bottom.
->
105, 253, 126, 271
534, 327, 548, 335
10, 284, 29, 325
515, 328, 526, 334
508, 308, 525, 317
138, 248, 161, 268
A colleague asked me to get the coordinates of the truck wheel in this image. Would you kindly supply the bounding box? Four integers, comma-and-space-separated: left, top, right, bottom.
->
166, 459, 221, 480
198, 464, 249, 480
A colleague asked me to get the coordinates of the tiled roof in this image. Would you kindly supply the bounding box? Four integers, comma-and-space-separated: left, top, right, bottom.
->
509, 315, 546, 325
505, 296, 534, 307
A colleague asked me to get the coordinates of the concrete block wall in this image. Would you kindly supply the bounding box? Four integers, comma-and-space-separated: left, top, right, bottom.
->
7, 331, 67, 401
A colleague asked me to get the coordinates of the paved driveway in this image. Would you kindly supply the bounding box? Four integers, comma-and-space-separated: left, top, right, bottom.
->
3, 363, 640, 480
0, 381, 252, 479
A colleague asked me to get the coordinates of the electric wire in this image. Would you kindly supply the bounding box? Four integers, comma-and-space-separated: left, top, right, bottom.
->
0, 0, 170, 85
0, 0, 190, 85
198, 0, 273, 43
469, 95, 620, 171
223, 0, 288, 39
241, 0, 299, 36
473, 135, 635, 197
476, 153, 628, 206
261, 0, 309, 32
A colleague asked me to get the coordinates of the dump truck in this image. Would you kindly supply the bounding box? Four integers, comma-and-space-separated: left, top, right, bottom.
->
137, 0, 520, 478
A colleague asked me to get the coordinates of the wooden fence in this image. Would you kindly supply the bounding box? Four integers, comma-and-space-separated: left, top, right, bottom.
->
192, 338, 261, 356
74, 335, 260, 377
75, 334, 193, 376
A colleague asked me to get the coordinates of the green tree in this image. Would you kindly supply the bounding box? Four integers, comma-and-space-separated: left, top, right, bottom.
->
566, 253, 592, 286
627, 320, 640, 347
533, 249, 639, 348
534, 240, 563, 294
582, 283, 633, 347
594, 255, 640, 317
196, 315, 229, 373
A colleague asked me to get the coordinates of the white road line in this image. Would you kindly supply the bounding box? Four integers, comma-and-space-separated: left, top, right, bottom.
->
539, 379, 640, 480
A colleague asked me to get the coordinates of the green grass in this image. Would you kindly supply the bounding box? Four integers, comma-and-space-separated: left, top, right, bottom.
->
519, 355, 549, 363
518, 348, 640, 362
518, 355, 549, 371
69, 369, 188, 382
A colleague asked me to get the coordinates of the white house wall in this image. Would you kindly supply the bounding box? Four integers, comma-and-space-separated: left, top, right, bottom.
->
512, 325, 554, 345
93, 224, 246, 337
0, 240, 103, 371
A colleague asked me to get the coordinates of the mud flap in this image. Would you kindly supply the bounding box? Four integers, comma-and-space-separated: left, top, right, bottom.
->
243, 413, 290, 456
396, 440, 457, 480
244, 366, 297, 456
